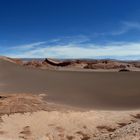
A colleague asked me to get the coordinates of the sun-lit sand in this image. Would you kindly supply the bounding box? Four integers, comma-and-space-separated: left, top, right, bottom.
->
0, 107, 140, 139
0, 94, 139, 140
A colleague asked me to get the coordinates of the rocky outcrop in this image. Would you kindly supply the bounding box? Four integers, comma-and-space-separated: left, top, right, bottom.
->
1, 56, 140, 71
119, 69, 130, 72
23, 61, 43, 68
43, 58, 71, 67
0, 94, 58, 115
84, 60, 127, 69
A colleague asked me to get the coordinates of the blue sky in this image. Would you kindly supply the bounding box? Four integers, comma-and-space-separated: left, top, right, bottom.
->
1, 0, 140, 59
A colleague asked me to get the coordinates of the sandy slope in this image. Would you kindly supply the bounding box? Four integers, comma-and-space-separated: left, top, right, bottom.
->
0, 58, 140, 109
0, 94, 138, 140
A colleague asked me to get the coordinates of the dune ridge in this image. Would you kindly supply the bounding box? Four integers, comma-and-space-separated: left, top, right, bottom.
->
0, 56, 140, 109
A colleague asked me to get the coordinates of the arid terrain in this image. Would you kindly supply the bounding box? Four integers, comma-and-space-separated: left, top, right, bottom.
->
22, 58, 140, 72
0, 56, 140, 139
0, 94, 140, 140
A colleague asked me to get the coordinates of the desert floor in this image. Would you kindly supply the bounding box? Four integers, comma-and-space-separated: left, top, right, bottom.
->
0, 59, 140, 109
0, 58, 140, 139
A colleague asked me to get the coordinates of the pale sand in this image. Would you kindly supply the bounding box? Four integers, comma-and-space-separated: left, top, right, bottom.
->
0, 94, 139, 140
0, 110, 140, 140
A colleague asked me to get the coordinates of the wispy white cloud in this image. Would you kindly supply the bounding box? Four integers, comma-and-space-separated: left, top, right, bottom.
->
4, 39, 140, 60
95, 21, 140, 36
45, 35, 90, 45
112, 21, 140, 35
10, 41, 46, 51
122, 21, 140, 29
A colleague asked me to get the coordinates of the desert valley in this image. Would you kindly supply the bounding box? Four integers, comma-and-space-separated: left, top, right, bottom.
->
0, 56, 140, 139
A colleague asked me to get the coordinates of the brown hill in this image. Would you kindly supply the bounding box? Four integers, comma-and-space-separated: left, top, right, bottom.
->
1, 56, 140, 71
22, 58, 140, 71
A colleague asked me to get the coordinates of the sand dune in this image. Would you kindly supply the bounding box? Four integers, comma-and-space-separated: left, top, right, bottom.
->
0, 57, 140, 109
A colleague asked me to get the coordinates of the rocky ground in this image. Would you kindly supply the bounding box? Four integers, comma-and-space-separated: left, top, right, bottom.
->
23, 58, 140, 72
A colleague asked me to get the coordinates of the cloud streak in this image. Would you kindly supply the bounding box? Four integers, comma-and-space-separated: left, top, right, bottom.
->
10, 42, 46, 51
2, 22, 140, 60
3, 39, 140, 60
112, 21, 140, 35
95, 21, 140, 36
